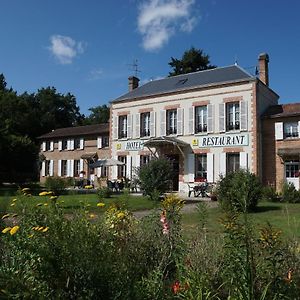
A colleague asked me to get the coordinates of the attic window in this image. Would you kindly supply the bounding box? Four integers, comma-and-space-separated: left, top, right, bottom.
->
177, 78, 188, 85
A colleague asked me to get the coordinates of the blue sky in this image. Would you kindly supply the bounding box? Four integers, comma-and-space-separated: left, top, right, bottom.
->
1, 0, 300, 115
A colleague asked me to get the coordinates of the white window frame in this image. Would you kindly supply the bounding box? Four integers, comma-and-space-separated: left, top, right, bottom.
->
140, 112, 151, 137
166, 109, 177, 135
284, 122, 299, 139
118, 115, 127, 139
195, 106, 208, 133
226, 102, 240, 131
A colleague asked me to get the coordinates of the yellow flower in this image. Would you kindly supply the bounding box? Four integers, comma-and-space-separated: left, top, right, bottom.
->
12, 198, 17, 202
2, 227, 11, 234
10, 203, 15, 207
10, 226, 20, 235
12, 213, 18, 218
36, 203, 43, 207
44, 203, 48, 206
1, 214, 10, 220
89, 213, 96, 219
37, 227, 44, 231
84, 185, 93, 189
97, 202, 105, 207
50, 196, 58, 200
39, 191, 48, 196
117, 212, 125, 219
32, 226, 39, 231
42, 227, 49, 232
46, 191, 53, 195
22, 188, 30, 192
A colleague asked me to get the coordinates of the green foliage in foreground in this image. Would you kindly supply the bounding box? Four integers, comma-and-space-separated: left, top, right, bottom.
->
217, 170, 262, 212
0, 193, 300, 299
138, 158, 173, 200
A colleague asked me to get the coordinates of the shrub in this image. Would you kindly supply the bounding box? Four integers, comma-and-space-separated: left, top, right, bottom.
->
262, 185, 279, 202
217, 169, 262, 212
44, 176, 69, 195
97, 186, 111, 199
138, 158, 172, 200
280, 181, 300, 203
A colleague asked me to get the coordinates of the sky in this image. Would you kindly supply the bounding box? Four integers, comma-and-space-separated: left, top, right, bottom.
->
1, 0, 300, 116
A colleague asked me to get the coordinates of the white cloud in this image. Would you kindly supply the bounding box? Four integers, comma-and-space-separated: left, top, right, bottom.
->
137, 0, 198, 51
49, 35, 86, 64
88, 68, 104, 80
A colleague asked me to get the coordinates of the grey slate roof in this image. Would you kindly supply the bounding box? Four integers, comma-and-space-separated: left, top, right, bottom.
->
113, 65, 254, 103
38, 123, 109, 139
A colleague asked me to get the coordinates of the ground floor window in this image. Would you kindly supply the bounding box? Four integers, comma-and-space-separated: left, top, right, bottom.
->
227, 153, 240, 174
45, 160, 51, 176
118, 156, 127, 178
195, 154, 207, 181
61, 160, 68, 176
74, 160, 80, 177
140, 155, 150, 167
100, 166, 108, 177
285, 160, 299, 178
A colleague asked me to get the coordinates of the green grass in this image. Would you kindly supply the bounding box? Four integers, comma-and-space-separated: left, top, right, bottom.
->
0, 192, 158, 213
181, 201, 300, 239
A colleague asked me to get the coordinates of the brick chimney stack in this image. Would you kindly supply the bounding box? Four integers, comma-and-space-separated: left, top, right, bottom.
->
258, 53, 269, 86
128, 76, 140, 91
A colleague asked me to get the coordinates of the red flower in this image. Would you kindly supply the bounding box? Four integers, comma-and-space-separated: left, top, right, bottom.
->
172, 281, 181, 294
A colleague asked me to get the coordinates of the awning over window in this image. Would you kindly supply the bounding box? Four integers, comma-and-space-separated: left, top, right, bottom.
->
81, 152, 98, 161
143, 136, 189, 148
277, 148, 300, 157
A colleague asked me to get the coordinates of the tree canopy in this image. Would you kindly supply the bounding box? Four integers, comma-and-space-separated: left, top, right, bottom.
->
0, 74, 84, 183
168, 47, 216, 77
83, 104, 110, 125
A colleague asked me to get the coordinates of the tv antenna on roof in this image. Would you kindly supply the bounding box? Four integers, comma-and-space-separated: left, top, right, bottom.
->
128, 59, 141, 77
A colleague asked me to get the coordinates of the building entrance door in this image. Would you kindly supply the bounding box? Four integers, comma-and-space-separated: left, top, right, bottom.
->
285, 160, 300, 190
166, 154, 179, 191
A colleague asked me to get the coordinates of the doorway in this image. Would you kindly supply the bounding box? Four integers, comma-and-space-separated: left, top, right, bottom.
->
166, 154, 179, 191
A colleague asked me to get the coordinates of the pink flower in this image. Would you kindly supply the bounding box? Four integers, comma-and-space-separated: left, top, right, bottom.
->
172, 281, 181, 294
160, 210, 169, 235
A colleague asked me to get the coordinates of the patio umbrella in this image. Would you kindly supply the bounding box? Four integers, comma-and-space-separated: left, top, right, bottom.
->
89, 158, 125, 168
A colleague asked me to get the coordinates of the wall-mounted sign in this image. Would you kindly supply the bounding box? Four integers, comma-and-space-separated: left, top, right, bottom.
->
125, 140, 144, 151
198, 133, 249, 148
192, 139, 198, 146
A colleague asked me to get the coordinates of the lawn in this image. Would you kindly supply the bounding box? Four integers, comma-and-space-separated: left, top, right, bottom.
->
181, 201, 300, 239
0, 192, 158, 213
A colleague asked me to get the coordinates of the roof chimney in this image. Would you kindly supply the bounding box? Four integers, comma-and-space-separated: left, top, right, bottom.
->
258, 53, 269, 86
128, 76, 140, 92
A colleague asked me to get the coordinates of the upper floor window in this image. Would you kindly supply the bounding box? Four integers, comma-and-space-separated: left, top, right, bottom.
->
284, 122, 299, 138
140, 112, 150, 137
166, 109, 177, 135
62, 140, 68, 150
118, 115, 127, 139
74, 138, 81, 149
45, 141, 51, 151
195, 106, 207, 133
226, 102, 240, 131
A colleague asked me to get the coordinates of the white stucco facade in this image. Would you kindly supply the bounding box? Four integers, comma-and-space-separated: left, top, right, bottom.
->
110, 73, 278, 192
